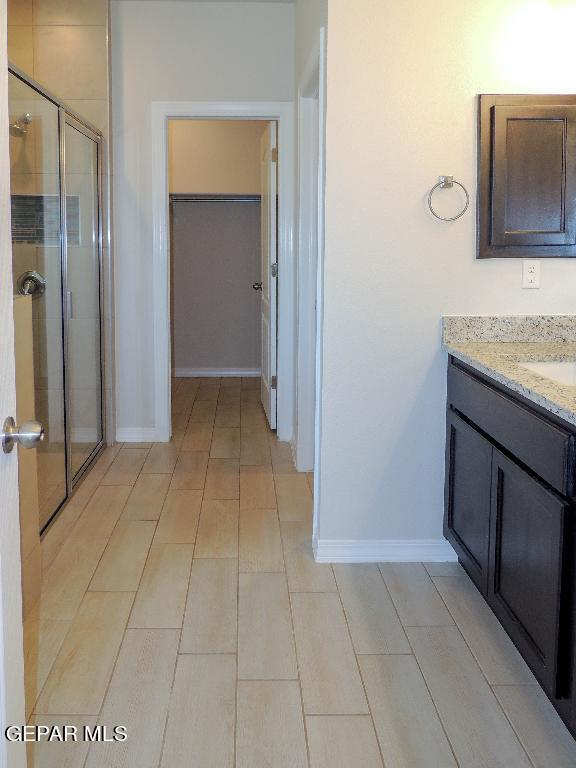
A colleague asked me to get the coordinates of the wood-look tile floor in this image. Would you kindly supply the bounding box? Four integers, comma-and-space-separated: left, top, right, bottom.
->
25, 377, 576, 767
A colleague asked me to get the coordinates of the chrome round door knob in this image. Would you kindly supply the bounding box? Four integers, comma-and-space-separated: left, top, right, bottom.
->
1, 417, 45, 454
253, 282, 263, 291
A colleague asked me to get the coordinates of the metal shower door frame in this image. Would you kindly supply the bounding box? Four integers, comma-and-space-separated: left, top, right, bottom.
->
8, 63, 106, 532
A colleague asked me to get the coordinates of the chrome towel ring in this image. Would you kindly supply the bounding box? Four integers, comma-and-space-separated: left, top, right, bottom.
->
427, 175, 470, 221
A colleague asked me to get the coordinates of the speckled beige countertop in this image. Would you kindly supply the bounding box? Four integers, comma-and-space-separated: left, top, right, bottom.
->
442, 316, 576, 426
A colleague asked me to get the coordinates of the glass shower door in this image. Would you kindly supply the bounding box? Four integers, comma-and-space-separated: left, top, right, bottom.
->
63, 117, 104, 479
9, 72, 68, 530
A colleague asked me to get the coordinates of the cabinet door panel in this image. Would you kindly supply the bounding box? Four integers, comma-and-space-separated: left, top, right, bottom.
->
444, 411, 492, 594
489, 451, 569, 698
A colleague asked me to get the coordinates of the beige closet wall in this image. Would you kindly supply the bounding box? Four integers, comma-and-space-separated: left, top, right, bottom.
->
168, 120, 264, 195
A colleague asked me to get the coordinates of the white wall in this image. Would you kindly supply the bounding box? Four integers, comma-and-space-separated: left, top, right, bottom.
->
318, 0, 576, 546
111, 0, 294, 436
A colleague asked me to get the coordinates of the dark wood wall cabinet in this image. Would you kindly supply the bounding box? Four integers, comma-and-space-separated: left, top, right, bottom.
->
478, 94, 576, 259
444, 357, 576, 736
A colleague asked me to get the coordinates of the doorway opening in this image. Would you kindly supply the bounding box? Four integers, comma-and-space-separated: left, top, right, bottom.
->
167, 119, 276, 428
151, 102, 295, 444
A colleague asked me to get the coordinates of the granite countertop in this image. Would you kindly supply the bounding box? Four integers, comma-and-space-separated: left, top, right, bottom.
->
442, 316, 576, 427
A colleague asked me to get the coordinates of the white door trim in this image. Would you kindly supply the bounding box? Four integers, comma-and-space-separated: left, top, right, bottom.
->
295, 30, 327, 543
295, 29, 325, 473
151, 101, 295, 442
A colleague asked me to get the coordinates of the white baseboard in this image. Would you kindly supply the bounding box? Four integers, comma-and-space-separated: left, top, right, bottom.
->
116, 428, 158, 443
313, 538, 457, 563
174, 368, 261, 378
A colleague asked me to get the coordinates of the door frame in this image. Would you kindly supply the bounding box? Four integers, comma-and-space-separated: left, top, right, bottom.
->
295, 29, 326, 472
295, 30, 327, 543
151, 102, 295, 442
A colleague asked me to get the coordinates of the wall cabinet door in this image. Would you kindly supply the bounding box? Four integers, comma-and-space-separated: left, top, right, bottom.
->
444, 411, 493, 594
488, 450, 569, 698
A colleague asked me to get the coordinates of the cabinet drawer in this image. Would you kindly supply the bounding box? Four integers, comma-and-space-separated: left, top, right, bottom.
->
448, 360, 576, 497
488, 450, 570, 698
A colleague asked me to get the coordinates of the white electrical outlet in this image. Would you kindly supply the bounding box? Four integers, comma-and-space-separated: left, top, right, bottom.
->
522, 260, 540, 289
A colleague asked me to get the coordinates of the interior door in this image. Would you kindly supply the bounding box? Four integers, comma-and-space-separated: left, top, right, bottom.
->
260, 121, 278, 429
0, 36, 27, 768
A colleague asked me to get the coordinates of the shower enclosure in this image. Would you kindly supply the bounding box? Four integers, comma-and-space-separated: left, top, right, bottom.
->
9, 66, 105, 533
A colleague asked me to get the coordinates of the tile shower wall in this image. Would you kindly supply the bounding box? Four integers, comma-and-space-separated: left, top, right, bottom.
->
7, 0, 114, 459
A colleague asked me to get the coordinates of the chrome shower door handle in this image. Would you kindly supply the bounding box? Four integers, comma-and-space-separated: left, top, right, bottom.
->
1, 417, 45, 454
16, 270, 46, 298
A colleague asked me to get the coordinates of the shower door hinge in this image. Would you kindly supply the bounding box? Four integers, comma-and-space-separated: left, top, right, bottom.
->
271, 148, 278, 163
271, 376, 277, 390
271, 263, 278, 278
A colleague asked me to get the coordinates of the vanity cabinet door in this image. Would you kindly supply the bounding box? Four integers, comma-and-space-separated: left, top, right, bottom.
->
488, 450, 569, 698
444, 411, 492, 594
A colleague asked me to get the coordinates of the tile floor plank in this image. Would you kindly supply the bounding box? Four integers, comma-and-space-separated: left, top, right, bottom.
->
128, 543, 194, 628
333, 564, 411, 654
433, 572, 536, 684
153, 489, 202, 544
35, 592, 134, 715
180, 558, 238, 654
100, 449, 148, 486
210, 427, 241, 459
493, 684, 576, 768
307, 715, 384, 768
269, 438, 296, 474
275, 473, 312, 521
190, 399, 217, 424
204, 458, 240, 499
359, 654, 458, 768
23, 610, 71, 718
407, 626, 532, 768
28, 716, 97, 768
291, 592, 368, 714
181, 421, 214, 452
70, 485, 132, 542
379, 563, 454, 627
40, 536, 110, 621
240, 465, 276, 509
84, 629, 179, 768
240, 427, 271, 466
215, 403, 241, 429
141, 445, 179, 475
122, 474, 170, 520
239, 507, 284, 572
160, 655, 236, 768
89, 521, 156, 592
281, 521, 336, 593
238, 572, 297, 680
236, 681, 308, 768
195, 499, 239, 558
170, 451, 209, 490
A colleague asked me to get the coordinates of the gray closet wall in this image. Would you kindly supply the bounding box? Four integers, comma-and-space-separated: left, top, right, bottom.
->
171, 197, 262, 374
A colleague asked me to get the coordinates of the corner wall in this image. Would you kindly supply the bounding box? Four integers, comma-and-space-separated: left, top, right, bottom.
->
111, 0, 294, 439
318, 0, 576, 550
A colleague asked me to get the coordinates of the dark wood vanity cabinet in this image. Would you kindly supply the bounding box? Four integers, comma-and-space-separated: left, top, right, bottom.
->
445, 357, 576, 735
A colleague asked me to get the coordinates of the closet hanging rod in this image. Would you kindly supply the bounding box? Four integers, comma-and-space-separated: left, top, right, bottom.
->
170, 194, 261, 203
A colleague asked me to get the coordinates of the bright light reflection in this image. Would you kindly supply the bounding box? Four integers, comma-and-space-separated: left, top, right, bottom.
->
496, 1, 576, 90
